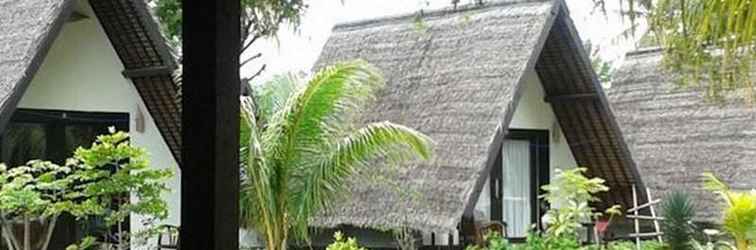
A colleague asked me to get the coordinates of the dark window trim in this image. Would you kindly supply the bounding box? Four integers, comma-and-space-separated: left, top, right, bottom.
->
11, 108, 130, 129
490, 129, 550, 241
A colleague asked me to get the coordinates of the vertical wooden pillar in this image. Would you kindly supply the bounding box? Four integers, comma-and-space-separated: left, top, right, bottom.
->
181, 0, 240, 250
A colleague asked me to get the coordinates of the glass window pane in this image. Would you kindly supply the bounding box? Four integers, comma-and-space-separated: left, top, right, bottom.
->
2, 123, 47, 166
502, 139, 531, 238
65, 125, 106, 153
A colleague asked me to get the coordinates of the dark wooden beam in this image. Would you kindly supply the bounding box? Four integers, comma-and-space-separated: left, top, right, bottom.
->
181, 0, 240, 250
121, 66, 173, 78
543, 93, 597, 103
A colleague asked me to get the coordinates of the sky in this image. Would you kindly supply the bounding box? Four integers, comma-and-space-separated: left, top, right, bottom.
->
241, 0, 648, 85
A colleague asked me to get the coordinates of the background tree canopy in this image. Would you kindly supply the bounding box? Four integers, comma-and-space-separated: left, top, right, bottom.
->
150, 0, 306, 84
600, 0, 754, 101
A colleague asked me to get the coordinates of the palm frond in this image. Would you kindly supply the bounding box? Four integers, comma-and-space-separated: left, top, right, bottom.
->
240, 100, 277, 235
239, 60, 432, 249
288, 121, 431, 240
259, 60, 384, 202
251, 73, 302, 127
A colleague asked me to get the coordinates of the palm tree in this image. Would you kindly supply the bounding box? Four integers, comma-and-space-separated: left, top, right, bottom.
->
239, 60, 432, 250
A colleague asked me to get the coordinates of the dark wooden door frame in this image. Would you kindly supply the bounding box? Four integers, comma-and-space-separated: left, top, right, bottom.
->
489, 129, 549, 240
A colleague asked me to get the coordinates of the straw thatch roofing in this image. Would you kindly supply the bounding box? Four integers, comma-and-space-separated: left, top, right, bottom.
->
312, 0, 645, 233
0, 0, 181, 165
607, 49, 756, 221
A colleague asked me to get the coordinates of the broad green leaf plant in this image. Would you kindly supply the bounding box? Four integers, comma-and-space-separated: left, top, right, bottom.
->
703, 173, 756, 250
541, 168, 610, 238
239, 60, 432, 250
326, 232, 366, 250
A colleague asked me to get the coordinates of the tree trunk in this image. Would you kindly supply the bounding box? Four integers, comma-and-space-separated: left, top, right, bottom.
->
40, 216, 57, 250
0, 216, 57, 250
23, 216, 29, 250
1, 223, 21, 250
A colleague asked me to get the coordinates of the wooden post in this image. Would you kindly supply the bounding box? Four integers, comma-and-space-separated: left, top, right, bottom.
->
647, 188, 663, 242
181, 1, 241, 250
632, 185, 640, 250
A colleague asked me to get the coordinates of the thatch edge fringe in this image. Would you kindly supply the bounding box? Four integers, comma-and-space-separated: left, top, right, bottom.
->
0, 0, 76, 133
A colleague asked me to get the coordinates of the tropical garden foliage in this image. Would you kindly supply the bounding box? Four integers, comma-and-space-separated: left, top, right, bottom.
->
462, 171, 756, 250
151, 0, 306, 83
0, 131, 173, 250
326, 232, 367, 250
238, 60, 432, 250
702, 173, 756, 250
646, 0, 755, 101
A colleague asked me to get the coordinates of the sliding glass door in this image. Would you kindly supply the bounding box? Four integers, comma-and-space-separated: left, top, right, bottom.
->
489, 129, 549, 239
502, 139, 532, 237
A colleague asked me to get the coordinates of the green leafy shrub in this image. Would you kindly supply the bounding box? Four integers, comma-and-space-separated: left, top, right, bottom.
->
523, 232, 580, 250
326, 232, 366, 250
465, 231, 513, 250
661, 190, 697, 250
607, 240, 664, 250
64, 236, 97, 250
541, 168, 609, 238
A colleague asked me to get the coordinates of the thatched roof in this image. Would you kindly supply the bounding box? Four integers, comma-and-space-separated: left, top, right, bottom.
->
0, 0, 73, 128
0, 0, 181, 165
313, 0, 645, 233
607, 49, 756, 221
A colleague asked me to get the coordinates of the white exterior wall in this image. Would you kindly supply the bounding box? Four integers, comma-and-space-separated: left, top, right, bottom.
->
16, 2, 181, 248
471, 70, 577, 221
508, 70, 578, 173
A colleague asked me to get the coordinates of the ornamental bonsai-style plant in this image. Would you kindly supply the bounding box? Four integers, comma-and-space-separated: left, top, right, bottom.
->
0, 130, 173, 250
0, 160, 77, 250
64, 130, 173, 250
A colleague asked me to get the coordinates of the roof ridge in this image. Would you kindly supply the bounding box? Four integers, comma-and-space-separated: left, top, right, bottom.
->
332, 0, 553, 32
